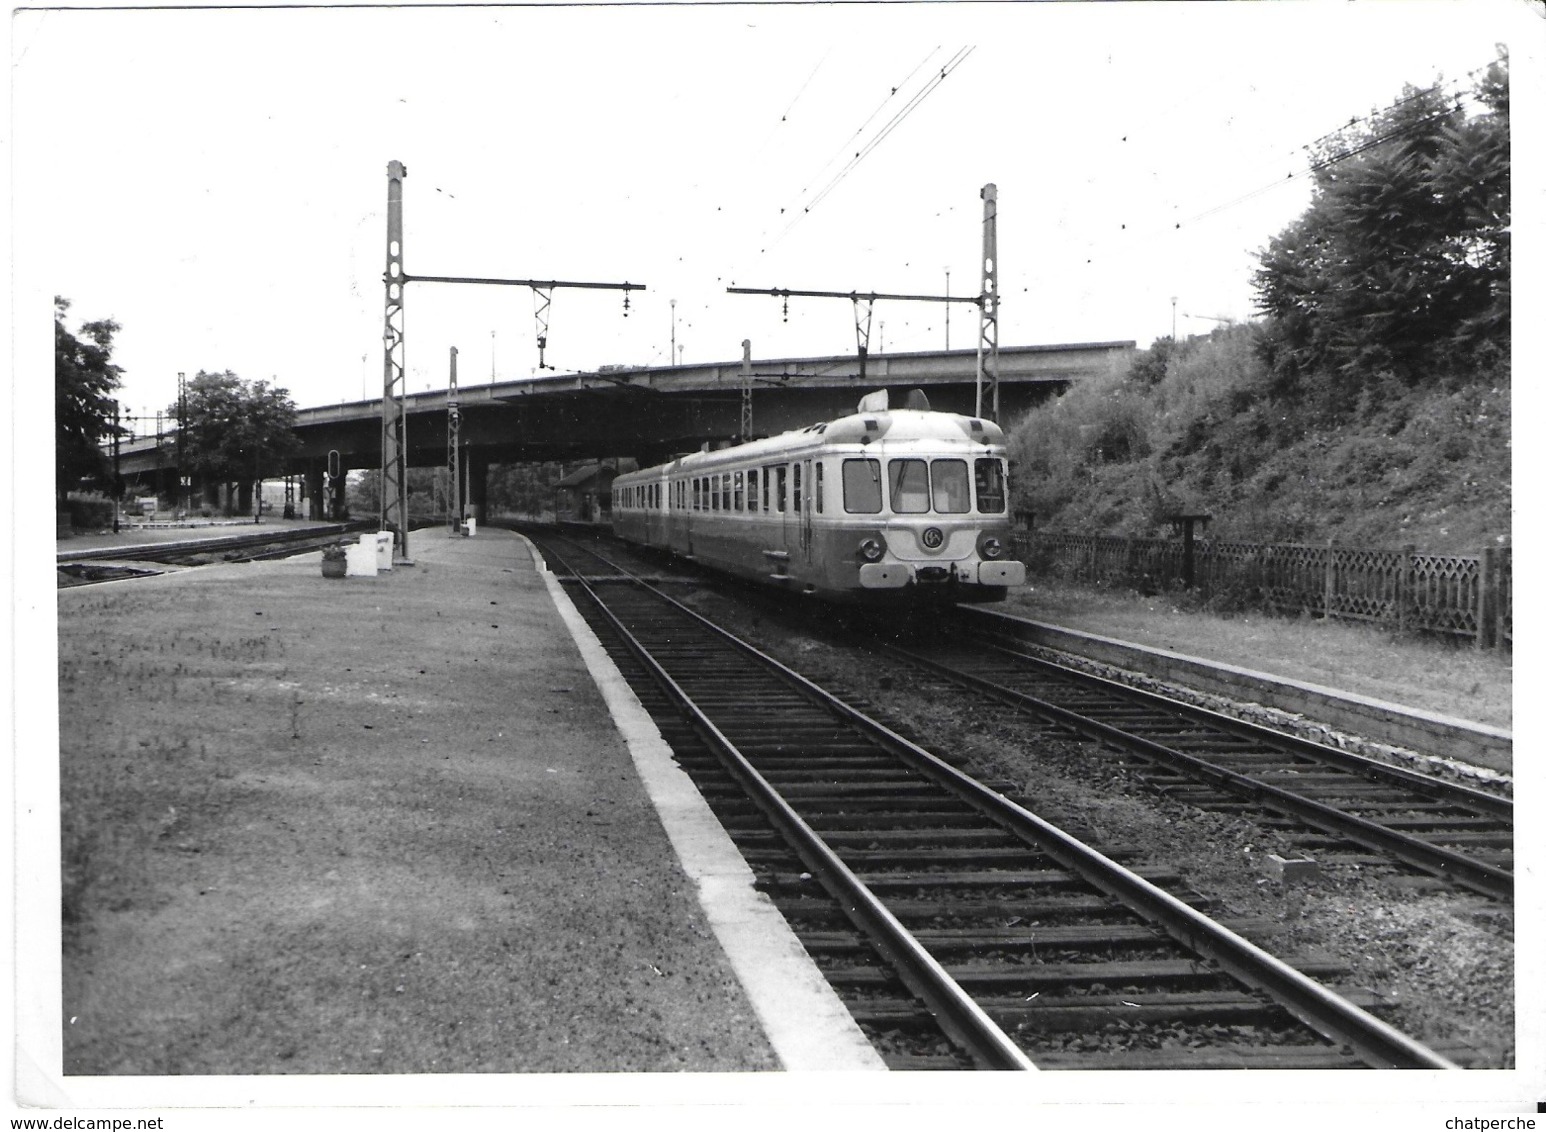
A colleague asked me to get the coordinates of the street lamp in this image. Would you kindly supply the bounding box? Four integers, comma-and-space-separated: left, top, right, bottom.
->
1170, 296, 1178, 343
670, 299, 677, 367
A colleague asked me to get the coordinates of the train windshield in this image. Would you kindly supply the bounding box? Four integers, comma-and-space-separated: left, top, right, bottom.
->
843, 459, 882, 514
931, 460, 970, 513
975, 458, 1007, 513
889, 459, 931, 513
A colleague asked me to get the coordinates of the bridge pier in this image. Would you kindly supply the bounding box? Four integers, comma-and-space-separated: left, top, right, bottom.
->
305, 462, 327, 520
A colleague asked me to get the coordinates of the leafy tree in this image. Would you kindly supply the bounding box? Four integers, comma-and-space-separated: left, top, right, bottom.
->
170, 371, 300, 499
1253, 60, 1509, 405
54, 297, 123, 507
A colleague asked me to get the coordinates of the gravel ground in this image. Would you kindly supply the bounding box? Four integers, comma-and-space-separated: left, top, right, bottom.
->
55, 531, 779, 1075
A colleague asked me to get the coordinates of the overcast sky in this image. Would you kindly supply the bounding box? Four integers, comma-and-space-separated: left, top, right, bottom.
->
15, 0, 1534, 427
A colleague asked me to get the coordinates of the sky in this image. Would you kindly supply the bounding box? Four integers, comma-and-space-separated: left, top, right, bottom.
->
14, 0, 1536, 430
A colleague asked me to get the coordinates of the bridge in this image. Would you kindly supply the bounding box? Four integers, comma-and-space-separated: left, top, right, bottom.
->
113, 339, 1134, 519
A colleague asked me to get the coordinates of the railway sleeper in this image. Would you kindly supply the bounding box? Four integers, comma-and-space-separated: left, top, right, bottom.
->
1027, 1046, 1369, 1070
879, 894, 1214, 918
940, 956, 1350, 988
838, 867, 1185, 890
800, 924, 1177, 953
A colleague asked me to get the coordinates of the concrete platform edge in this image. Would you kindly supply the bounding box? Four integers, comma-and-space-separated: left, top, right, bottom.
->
519, 536, 886, 1072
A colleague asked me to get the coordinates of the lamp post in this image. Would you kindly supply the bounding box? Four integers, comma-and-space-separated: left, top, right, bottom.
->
670, 299, 677, 367
112, 400, 121, 533
1171, 296, 1178, 343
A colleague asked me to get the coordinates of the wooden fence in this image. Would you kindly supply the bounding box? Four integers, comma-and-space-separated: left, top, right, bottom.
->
1013, 532, 1512, 651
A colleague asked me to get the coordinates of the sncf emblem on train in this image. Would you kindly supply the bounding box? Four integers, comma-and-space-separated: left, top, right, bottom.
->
922, 527, 945, 550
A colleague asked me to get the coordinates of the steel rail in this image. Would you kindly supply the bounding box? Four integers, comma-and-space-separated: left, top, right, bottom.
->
967, 631, 1513, 820
543, 536, 1459, 1071
542, 543, 1036, 1071
880, 640, 1512, 903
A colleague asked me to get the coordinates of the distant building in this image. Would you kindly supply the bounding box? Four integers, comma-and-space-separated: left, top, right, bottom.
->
553, 465, 617, 524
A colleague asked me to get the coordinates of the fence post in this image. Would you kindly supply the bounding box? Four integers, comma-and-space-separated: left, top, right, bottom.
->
1323, 540, 1335, 621
1477, 547, 1495, 651
1498, 546, 1511, 651
1398, 544, 1415, 634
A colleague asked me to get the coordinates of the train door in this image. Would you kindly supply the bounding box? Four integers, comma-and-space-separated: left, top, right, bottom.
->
799, 459, 814, 563
771, 463, 791, 564
787, 463, 803, 562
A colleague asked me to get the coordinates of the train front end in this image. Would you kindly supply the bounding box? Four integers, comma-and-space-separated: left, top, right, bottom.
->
824, 403, 1027, 604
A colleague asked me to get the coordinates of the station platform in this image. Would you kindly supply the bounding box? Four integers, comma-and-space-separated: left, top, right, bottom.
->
43, 527, 882, 1105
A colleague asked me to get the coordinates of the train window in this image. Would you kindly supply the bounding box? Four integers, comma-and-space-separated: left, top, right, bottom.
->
843, 459, 882, 513
748, 469, 759, 512
774, 465, 787, 512
975, 458, 1007, 513
931, 460, 970, 514
889, 459, 930, 514
694, 478, 701, 511
815, 463, 824, 513
734, 471, 744, 511
792, 463, 802, 513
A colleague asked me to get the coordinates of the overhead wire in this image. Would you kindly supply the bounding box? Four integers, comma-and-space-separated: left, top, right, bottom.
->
1172, 53, 1503, 232
755, 46, 974, 254
800, 47, 974, 218
790, 46, 944, 201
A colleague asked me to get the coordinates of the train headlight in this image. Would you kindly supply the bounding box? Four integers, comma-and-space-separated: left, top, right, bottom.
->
858, 537, 885, 562
981, 536, 1004, 560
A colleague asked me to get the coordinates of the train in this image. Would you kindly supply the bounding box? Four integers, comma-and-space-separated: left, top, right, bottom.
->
611, 388, 1026, 603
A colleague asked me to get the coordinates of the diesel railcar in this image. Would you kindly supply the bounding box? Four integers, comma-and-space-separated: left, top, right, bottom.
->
611, 389, 1026, 603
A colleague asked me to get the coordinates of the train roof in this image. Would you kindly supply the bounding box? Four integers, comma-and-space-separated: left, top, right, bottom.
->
616, 390, 1008, 483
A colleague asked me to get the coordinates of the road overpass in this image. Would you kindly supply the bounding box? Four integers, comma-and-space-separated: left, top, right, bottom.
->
114, 340, 1134, 518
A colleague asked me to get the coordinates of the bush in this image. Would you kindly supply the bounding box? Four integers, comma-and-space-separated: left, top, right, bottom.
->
65, 496, 116, 531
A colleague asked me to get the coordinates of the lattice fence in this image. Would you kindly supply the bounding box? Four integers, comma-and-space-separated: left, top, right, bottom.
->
1014, 532, 1511, 651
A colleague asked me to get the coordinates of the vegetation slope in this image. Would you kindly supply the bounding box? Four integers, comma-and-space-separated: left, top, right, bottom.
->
1007, 61, 1510, 557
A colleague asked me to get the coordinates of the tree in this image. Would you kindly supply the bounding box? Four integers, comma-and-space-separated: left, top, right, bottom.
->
54, 297, 124, 507
171, 371, 300, 507
1252, 60, 1509, 405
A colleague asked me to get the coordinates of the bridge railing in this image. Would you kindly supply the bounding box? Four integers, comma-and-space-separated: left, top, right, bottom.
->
1011, 531, 1511, 652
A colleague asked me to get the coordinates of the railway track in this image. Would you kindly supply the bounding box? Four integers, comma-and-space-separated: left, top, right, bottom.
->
526, 527, 1465, 1071
56, 522, 373, 586
870, 622, 1513, 903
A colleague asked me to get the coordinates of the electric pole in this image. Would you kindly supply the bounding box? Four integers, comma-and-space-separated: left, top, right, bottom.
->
728, 184, 1000, 415
740, 340, 753, 440
382, 160, 410, 563
975, 183, 1000, 421
447, 345, 461, 535
379, 160, 645, 563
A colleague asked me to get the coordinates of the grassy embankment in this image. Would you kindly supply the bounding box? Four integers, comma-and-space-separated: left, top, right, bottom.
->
1006, 323, 1510, 555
